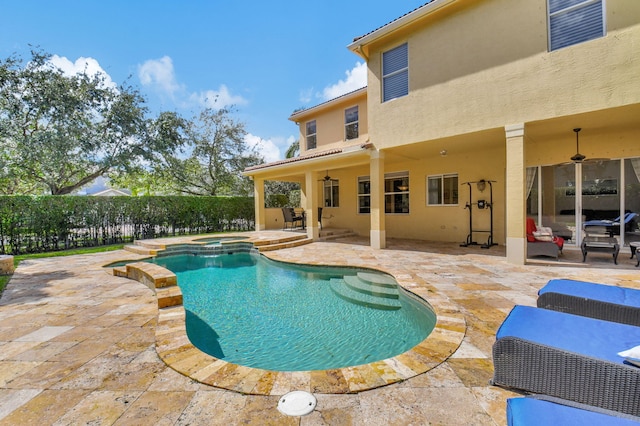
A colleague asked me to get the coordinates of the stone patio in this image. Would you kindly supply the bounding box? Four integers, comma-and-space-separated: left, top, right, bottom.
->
0, 231, 638, 425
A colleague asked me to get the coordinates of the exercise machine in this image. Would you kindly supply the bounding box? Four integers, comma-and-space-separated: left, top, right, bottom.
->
460, 179, 498, 249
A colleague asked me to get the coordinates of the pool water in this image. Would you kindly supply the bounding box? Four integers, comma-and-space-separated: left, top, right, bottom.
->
153, 252, 436, 371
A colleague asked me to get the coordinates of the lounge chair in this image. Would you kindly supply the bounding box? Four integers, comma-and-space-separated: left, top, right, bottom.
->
507, 396, 640, 425
492, 305, 640, 416
584, 212, 638, 236
281, 207, 303, 230
538, 279, 640, 326
526, 218, 564, 259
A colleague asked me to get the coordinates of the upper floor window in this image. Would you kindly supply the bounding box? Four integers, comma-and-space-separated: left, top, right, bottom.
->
427, 174, 458, 205
385, 172, 409, 214
548, 0, 604, 51
382, 43, 408, 102
323, 179, 339, 207
345, 106, 359, 140
357, 176, 370, 214
306, 120, 317, 150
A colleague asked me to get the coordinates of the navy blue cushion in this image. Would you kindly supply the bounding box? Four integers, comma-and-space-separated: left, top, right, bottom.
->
507, 397, 640, 425
496, 305, 640, 364
539, 279, 640, 308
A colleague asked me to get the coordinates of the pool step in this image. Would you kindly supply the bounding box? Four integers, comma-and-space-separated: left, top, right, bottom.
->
330, 278, 401, 310
343, 275, 399, 299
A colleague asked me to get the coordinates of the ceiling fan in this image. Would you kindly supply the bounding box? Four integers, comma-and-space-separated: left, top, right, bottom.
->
318, 170, 332, 182
570, 128, 586, 163
566, 127, 609, 164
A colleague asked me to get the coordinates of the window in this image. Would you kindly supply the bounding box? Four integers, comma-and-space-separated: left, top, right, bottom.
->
548, 0, 604, 51
382, 43, 408, 102
324, 179, 339, 207
385, 172, 409, 214
358, 176, 370, 214
306, 120, 317, 150
345, 106, 359, 140
427, 174, 458, 205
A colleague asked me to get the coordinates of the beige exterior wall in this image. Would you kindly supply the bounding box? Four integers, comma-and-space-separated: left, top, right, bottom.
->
363, 0, 640, 148
292, 90, 368, 155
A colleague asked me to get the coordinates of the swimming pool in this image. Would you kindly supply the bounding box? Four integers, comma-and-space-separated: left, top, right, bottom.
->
152, 252, 436, 371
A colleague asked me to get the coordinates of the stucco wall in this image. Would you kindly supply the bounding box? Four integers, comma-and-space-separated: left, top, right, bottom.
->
365, 0, 640, 148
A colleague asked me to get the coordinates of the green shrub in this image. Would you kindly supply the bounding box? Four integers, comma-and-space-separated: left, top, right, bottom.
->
0, 195, 254, 255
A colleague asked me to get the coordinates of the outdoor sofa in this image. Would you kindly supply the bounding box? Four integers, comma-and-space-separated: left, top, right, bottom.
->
492, 305, 640, 416
537, 279, 640, 326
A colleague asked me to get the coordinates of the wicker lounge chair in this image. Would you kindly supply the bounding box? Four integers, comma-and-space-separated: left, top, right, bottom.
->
492, 305, 640, 416
538, 279, 640, 326
507, 396, 640, 425
526, 218, 564, 259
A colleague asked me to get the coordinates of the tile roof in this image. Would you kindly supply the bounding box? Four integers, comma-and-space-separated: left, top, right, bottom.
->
352, 0, 436, 42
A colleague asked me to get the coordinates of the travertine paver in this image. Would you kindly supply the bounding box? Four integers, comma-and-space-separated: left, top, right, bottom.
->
0, 231, 637, 425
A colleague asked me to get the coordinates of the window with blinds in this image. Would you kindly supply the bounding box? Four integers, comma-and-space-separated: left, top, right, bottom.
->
382, 43, 408, 102
548, 0, 604, 51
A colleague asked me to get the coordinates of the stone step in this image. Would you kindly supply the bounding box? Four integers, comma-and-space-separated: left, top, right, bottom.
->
252, 233, 307, 247
156, 285, 183, 309
343, 275, 399, 299
317, 229, 358, 242
124, 245, 158, 256
134, 240, 166, 250
258, 237, 313, 252
329, 278, 401, 310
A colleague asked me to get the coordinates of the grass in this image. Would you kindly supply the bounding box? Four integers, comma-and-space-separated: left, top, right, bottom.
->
0, 244, 125, 294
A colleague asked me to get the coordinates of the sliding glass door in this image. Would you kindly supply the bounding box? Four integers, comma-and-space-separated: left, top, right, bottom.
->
526, 157, 640, 247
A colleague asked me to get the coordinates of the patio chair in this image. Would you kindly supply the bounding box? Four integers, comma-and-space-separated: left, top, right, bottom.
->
584, 212, 638, 236
507, 396, 640, 425
281, 207, 303, 230
526, 218, 564, 259
492, 305, 640, 416
537, 279, 640, 326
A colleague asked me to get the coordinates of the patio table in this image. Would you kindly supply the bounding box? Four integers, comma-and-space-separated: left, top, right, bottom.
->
581, 236, 619, 264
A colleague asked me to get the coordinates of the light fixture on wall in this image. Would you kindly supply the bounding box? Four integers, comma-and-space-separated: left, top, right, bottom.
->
476, 179, 487, 192
440, 149, 448, 157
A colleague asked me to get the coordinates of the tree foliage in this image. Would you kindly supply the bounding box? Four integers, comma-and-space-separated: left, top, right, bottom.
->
157, 107, 263, 196
0, 50, 183, 195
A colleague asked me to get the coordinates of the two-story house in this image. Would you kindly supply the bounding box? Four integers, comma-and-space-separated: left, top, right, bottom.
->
244, 0, 640, 264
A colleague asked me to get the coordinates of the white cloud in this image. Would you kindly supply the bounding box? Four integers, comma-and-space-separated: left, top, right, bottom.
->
321, 61, 367, 101
49, 55, 116, 89
299, 88, 313, 104
138, 56, 183, 97
245, 133, 283, 163
189, 84, 247, 110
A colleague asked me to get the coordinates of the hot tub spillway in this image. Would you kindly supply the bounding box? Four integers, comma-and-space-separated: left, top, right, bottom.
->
329, 272, 401, 310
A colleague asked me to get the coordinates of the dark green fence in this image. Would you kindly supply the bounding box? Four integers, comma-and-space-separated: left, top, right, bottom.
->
0, 196, 255, 255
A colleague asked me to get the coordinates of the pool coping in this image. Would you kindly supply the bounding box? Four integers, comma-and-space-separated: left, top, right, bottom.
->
111, 235, 466, 395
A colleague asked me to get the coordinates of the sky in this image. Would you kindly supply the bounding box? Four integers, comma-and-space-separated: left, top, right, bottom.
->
1, 1, 428, 163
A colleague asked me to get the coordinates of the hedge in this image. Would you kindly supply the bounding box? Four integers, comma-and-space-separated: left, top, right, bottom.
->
0, 196, 255, 255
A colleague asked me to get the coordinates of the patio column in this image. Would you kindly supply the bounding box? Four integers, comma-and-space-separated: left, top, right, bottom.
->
370, 150, 386, 249
505, 123, 526, 264
253, 177, 266, 231
304, 171, 320, 240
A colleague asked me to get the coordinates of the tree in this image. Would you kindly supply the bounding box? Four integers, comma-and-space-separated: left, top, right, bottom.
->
0, 50, 183, 195
285, 139, 299, 159
159, 107, 263, 196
